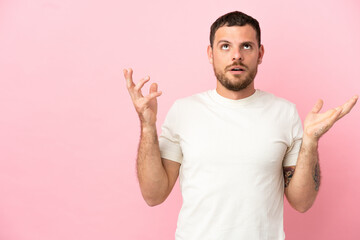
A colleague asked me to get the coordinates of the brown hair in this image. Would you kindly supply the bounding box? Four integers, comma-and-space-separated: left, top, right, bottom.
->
210, 11, 261, 48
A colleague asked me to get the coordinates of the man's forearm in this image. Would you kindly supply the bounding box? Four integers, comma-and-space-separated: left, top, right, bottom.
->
137, 123, 169, 206
286, 95, 357, 212
286, 137, 321, 212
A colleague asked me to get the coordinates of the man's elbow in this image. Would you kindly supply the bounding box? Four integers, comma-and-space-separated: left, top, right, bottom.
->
145, 199, 163, 207
143, 194, 167, 207
286, 194, 314, 213
286, 190, 317, 213
295, 206, 309, 213
293, 202, 313, 213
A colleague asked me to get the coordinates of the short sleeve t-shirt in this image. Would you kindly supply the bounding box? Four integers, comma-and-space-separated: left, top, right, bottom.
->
159, 89, 303, 240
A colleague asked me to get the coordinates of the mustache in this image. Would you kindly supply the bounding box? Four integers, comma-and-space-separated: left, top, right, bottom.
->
226, 62, 248, 70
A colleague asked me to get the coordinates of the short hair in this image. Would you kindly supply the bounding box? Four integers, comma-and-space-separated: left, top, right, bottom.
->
210, 11, 261, 48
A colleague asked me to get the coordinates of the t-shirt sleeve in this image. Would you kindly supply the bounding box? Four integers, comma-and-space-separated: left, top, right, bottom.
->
282, 105, 303, 167
158, 100, 183, 164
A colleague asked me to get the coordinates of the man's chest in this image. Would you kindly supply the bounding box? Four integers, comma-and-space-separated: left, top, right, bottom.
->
178, 108, 290, 169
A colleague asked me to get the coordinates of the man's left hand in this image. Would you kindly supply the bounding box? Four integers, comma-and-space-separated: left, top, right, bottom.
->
303, 95, 358, 142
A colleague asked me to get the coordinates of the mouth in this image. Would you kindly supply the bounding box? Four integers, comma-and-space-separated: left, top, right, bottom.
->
230, 67, 244, 71
228, 66, 245, 74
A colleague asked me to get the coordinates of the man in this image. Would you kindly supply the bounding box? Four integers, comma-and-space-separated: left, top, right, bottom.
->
123, 11, 357, 240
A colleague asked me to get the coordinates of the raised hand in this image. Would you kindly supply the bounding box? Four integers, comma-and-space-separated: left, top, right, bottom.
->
304, 95, 358, 142
123, 68, 162, 127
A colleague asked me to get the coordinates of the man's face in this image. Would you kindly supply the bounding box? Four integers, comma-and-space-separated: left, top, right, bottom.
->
207, 25, 264, 91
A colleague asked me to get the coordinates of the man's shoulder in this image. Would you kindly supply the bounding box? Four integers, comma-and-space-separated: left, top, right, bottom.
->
172, 89, 298, 111
258, 90, 297, 109
174, 90, 212, 106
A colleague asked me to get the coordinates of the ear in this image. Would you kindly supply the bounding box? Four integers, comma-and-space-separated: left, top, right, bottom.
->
257, 44, 265, 64
207, 45, 213, 64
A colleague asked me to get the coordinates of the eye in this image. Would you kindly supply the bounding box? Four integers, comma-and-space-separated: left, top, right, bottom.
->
243, 44, 251, 50
221, 44, 229, 50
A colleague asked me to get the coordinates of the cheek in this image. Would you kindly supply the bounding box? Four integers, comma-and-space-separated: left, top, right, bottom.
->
212, 59, 225, 71
213, 53, 227, 66
245, 52, 260, 65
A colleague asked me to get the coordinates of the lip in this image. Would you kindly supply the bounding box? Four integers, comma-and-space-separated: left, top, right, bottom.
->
228, 65, 246, 70
229, 70, 245, 75
228, 65, 246, 74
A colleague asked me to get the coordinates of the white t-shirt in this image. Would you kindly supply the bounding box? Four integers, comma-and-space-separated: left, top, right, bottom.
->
159, 89, 303, 240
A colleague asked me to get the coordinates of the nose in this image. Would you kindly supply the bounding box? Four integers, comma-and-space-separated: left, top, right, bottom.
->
232, 48, 243, 61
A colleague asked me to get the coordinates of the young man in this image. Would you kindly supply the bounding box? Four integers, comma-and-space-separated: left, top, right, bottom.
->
123, 11, 358, 240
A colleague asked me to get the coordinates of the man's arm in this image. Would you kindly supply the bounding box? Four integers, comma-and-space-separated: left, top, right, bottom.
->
283, 142, 321, 213
284, 95, 358, 213
138, 126, 180, 206
124, 68, 180, 207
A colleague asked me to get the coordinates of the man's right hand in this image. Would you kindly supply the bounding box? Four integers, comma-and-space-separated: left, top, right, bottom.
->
123, 68, 162, 127
124, 68, 178, 207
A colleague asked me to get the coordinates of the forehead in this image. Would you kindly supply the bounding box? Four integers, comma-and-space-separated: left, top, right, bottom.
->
214, 25, 257, 45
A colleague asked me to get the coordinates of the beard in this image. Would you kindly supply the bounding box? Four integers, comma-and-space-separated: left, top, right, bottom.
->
213, 62, 257, 91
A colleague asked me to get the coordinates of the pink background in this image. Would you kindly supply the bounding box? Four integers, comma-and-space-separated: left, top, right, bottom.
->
0, 0, 359, 239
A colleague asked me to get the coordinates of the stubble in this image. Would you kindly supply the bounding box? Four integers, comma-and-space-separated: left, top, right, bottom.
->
213, 62, 257, 91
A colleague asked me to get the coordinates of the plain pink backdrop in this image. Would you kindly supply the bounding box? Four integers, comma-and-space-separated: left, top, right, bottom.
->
0, 0, 359, 239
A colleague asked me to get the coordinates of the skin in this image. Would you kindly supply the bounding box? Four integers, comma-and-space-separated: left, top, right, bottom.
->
124, 24, 358, 210
123, 68, 179, 206
207, 25, 264, 100
284, 95, 357, 212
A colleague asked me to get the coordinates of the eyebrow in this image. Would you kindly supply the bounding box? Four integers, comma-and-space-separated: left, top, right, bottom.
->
217, 40, 256, 46
217, 40, 230, 46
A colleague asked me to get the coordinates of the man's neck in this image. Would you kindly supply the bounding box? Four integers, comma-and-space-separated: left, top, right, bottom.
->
216, 82, 256, 100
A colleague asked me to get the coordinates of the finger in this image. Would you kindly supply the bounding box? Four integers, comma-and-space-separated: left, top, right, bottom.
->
144, 90, 162, 102
336, 95, 359, 120
123, 68, 135, 89
134, 76, 151, 92
317, 108, 342, 137
328, 107, 343, 126
311, 99, 323, 113
149, 82, 158, 94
